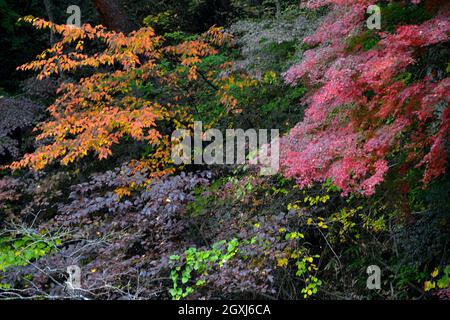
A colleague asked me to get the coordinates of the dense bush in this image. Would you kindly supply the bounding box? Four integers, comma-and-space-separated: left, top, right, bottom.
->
0, 97, 44, 162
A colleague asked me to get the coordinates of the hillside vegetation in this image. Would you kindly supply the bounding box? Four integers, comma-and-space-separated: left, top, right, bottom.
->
0, 0, 449, 300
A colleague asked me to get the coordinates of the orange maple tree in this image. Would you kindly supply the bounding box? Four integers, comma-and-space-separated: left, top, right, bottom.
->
10, 17, 231, 178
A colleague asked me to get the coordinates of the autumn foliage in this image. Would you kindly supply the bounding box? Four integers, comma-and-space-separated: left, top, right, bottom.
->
1, 2, 449, 301
281, 0, 450, 195
10, 17, 231, 175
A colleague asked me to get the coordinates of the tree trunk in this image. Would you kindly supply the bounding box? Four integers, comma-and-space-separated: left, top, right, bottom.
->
91, 0, 136, 33
43, 0, 56, 43
274, 0, 281, 20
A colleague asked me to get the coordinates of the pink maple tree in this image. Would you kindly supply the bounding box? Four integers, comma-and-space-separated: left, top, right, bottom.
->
281, 0, 449, 195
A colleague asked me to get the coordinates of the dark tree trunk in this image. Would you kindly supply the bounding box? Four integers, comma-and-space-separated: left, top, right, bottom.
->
91, 0, 136, 33
43, 0, 56, 43
275, 0, 281, 20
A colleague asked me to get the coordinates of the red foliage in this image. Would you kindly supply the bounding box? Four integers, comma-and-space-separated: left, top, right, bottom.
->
282, 1, 449, 195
